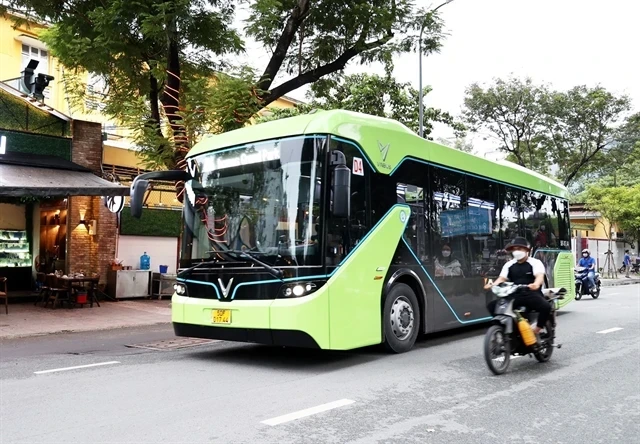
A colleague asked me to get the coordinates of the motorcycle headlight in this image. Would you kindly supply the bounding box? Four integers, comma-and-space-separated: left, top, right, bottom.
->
174, 283, 187, 295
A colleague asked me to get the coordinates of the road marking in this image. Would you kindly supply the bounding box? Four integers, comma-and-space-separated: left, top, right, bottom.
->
596, 327, 623, 334
261, 399, 355, 426
34, 361, 120, 375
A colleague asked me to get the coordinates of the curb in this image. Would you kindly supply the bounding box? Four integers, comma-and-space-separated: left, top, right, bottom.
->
601, 280, 640, 288
0, 321, 172, 341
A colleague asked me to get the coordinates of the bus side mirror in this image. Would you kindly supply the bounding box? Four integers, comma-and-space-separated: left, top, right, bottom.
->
331, 151, 350, 219
130, 170, 192, 219
130, 178, 149, 219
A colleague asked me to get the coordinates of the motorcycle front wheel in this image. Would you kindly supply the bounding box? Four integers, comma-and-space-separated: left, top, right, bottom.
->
484, 325, 511, 375
575, 283, 582, 300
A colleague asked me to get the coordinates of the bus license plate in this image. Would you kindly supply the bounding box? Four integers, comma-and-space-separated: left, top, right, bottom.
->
212, 309, 231, 324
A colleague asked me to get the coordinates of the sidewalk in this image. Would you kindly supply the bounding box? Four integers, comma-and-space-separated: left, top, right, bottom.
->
0, 300, 171, 340
600, 275, 640, 287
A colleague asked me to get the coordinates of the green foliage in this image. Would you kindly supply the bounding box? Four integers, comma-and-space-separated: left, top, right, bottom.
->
541, 86, 631, 186
585, 184, 640, 243
0, 129, 72, 160
6, 0, 452, 169
254, 103, 318, 124
120, 208, 182, 237
244, 0, 452, 111
462, 77, 632, 187
0, 88, 70, 137
462, 77, 549, 173
255, 73, 464, 139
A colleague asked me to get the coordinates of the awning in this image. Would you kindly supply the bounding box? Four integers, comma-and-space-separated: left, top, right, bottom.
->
0, 164, 129, 197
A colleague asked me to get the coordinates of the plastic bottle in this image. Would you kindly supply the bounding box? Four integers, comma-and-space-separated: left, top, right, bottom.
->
140, 252, 150, 270
517, 313, 537, 346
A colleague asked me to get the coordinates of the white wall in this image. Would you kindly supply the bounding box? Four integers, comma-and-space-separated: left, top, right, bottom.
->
116, 235, 179, 274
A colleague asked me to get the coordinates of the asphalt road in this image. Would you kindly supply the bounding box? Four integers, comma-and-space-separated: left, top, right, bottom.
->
1, 285, 639, 444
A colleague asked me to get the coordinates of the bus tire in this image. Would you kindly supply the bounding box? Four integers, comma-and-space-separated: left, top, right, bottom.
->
383, 283, 420, 353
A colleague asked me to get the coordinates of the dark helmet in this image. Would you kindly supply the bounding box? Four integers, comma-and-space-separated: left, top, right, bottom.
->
505, 237, 531, 252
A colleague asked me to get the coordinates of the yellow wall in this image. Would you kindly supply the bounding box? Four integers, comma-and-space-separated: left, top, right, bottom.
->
571, 216, 618, 240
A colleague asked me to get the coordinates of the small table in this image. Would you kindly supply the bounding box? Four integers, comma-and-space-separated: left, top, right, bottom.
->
151, 273, 177, 299
58, 276, 100, 307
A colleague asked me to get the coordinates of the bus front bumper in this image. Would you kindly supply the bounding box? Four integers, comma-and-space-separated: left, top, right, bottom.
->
171, 294, 328, 349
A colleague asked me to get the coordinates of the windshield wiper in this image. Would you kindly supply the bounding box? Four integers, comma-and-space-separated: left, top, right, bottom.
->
208, 250, 284, 280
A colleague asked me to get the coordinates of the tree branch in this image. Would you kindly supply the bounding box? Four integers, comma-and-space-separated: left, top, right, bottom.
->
261, 32, 394, 107
257, 0, 311, 92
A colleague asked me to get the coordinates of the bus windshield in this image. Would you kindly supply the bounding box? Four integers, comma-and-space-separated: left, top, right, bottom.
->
181, 136, 326, 267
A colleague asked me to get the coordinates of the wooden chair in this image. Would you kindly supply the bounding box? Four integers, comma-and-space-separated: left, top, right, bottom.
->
0, 277, 8, 314
34, 272, 49, 306
44, 275, 69, 309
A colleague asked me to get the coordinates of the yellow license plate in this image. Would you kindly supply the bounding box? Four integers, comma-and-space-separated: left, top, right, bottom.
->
212, 309, 231, 324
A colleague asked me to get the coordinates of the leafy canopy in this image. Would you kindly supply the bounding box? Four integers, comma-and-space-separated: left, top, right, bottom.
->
246, 0, 452, 109
462, 77, 632, 187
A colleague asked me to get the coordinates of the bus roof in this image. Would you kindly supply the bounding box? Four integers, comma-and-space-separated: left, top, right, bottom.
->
188, 109, 568, 198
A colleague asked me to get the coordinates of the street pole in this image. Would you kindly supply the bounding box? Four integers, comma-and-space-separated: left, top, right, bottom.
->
418, 22, 425, 139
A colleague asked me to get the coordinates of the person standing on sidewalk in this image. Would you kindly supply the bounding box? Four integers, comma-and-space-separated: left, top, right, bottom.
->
623, 249, 631, 278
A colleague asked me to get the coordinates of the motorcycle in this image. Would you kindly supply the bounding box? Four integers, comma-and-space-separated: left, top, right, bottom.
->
574, 266, 601, 300
483, 283, 566, 375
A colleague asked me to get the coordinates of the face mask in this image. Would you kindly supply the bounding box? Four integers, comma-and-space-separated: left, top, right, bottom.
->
512, 250, 527, 261
583, 253, 588, 258
442, 251, 451, 257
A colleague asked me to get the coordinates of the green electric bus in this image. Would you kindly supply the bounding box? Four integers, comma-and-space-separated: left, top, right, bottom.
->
130, 109, 574, 353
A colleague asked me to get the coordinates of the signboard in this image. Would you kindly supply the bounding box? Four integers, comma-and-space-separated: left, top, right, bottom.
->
440, 207, 492, 237
352, 157, 364, 176
105, 195, 124, 214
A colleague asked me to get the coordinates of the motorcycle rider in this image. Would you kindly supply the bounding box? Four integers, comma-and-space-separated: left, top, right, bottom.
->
484, 237, 550, 336
578, 249, 597, 293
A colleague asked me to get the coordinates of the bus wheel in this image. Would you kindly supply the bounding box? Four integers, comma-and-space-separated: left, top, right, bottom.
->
383, 283, 420, 353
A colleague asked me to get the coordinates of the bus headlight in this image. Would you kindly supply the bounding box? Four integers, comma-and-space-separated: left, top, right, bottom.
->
281, 282, 318, 298
174, 283, 187, 295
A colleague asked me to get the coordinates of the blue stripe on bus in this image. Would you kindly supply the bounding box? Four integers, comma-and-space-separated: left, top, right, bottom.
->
401, 237, 492, 325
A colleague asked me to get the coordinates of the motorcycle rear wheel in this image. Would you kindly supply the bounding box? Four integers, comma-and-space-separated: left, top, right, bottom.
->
484, 325, 511, 375
591, 284, 600, 299
534, 321, 555, 363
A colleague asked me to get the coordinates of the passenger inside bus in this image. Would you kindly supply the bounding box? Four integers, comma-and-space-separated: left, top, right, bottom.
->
434, 243, 464, 278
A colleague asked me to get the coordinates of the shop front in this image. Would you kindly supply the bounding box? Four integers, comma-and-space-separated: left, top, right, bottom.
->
0, 147, 129, 292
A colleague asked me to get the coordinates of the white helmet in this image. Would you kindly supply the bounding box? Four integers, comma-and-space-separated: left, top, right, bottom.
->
582, 249, 590, 255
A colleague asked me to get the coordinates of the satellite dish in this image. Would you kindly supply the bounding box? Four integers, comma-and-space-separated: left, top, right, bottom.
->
105, 195, 124, 214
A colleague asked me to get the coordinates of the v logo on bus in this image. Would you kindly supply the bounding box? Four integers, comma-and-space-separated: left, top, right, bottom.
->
378, 141, 390, 162
218, 278, 234, 298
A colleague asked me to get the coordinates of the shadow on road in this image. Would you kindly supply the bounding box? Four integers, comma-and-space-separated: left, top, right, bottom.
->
186, 343, 382, 373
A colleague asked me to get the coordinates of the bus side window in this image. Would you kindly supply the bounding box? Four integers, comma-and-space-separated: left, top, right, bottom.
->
397, 183, 425, 260
499, 185, 520, 252
429, 166, 466, 278
465, 176, 500, 277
